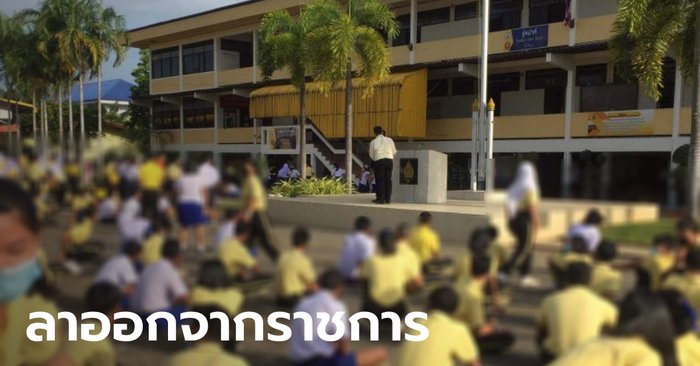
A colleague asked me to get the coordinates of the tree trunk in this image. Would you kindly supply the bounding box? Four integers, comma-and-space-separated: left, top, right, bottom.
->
58, 85, 64, 151
98, 65, 102, 138
32, 91, 37, 141
79, 72, 85, 152
690, 3, 700, 219
68, 86, 74, 157
344, 63, 353, 192
299, 82, 307, 179
13, 102, 20, 155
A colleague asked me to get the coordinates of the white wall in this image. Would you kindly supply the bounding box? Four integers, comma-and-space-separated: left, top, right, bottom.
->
501, 89, 545, 116
421, 18, 480, 42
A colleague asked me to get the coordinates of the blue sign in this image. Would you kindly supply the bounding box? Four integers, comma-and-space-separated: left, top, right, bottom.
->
508, 25, 549, 51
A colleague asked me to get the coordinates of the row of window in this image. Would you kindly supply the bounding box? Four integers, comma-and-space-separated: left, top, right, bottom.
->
151, 41, 215, 79
152, 98, 216, 129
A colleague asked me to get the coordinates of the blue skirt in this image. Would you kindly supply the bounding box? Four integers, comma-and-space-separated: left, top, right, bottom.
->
177, 202, 208, 227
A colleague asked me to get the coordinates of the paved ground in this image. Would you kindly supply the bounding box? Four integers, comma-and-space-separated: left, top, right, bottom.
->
40, 208, 642, 366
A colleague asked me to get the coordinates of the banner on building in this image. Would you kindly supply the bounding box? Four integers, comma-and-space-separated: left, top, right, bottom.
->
0, 124, 18, 133
505, 25, 549, 51
586, 110, 655, 137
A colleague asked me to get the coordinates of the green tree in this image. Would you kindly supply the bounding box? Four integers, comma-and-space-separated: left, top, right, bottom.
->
610, 0, 700, 216
125, 49, 152, 153
303, 0, 398, 189
258, 9, 313, 178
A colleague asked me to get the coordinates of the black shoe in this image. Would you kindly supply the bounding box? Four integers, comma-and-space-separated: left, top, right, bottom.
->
384, 200, 391, 204
372, 199, 385, 204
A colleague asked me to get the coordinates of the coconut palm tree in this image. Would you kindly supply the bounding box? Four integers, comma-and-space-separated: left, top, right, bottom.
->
258, 9, 313, 178
610, 0, 700, 217
302, 0, 397, 190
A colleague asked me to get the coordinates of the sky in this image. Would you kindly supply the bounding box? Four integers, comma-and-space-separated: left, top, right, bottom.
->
1, 0, 247, 84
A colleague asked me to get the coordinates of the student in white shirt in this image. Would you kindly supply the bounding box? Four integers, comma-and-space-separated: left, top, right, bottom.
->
331, 163, 346, 179
368, 126, 397, 204
337, 216, 375, 280
118, 191, 151, 242
358, 165, 371, 193
131, 239, 188, 315
289, 269, 387, 366
290, 166, 301, 180
177, 160, 210, 251
94, 241, 141, 296
566, 209, 604, 253
214, 209, 238, 249
278, 161, 292, 180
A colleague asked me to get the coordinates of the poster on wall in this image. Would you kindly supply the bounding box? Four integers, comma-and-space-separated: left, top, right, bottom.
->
586, 110, 656, 137
505, 25, 549, 51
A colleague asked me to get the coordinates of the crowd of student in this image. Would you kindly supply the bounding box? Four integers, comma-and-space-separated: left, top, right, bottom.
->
1, 147, 700, 366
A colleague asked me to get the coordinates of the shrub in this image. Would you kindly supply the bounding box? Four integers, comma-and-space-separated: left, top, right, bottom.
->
271, 177, 353, 197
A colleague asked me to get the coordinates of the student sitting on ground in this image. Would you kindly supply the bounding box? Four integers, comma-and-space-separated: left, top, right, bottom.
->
399, 286, 481, 366
394, 223, 422, 282
218, 221, 259, 281
289, 269, 387, 366
274, 227, 318, 307
408, 212, 443, 268
590, 240, 623, 300
455, 255, 515, 354
536, 262, 618, 363
214, 208, 239, 249
70, 187, 94, 222
169, 305, 249, 366
60, 206, 98, 274
549, 235, 592, 289
675, 217, 700, 270
337, 216, 375, 281
454, 228, 509, 309
361, 229, 423, 319
66, 283, 121, 366
141, 222, 166, 266
131, 239, 188, 318
117, 190, 151, 243
566, 209, 603, 253
93, 240, 141, 297
659, 289, 700, 366
662, 247, 700, 317
639, 234, 677, 290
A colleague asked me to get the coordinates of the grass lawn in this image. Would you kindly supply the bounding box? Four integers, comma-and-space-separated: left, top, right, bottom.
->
601, 218, 676, 246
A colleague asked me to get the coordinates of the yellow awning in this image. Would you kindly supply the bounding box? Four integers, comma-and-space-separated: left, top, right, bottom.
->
249, 69, 427, 139
0, 97, 35, 111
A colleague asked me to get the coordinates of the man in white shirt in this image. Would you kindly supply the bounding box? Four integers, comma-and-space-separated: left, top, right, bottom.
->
94, 241, 141, 295
368, 126, 397, 204
289, 269, 387, 366
337, 216, 375, 280
131, 240, 188, 314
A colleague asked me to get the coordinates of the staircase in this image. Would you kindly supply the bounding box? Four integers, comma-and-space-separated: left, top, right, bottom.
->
306, 124, 366, 181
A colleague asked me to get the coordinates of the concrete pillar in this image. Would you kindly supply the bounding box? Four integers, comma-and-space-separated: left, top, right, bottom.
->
409, 0, 417, 65
568, 0, 577, 46
668, 63, 684, 209
252, 30, 258, 83
521, 0, 529, 28
562, 68, 575, 197
179, 102, 185, 160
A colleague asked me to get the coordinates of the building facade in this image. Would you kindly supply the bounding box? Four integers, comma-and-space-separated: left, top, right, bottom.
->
129, 0, 690, 206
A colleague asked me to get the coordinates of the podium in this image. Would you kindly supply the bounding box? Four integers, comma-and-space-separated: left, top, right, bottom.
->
391, 150, 447, 204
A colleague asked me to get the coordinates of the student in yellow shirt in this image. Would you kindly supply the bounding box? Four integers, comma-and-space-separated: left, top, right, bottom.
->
549, 236, 593, 289
591, 240, 623, 300
60, 206, 97, 274
399, 286, 481, 366
394, 223, 422, 282
169, 305, 249, 366
361, 229, 423, 318
639, 234, 677, 290
66, 283, 121, 366
677, 217, 700, 248
551, 290, 677, 366
662, 247, 700, 317
274, 227, 318, 307
536, 262, 618, 363
659, 289, 700, 366
142, 222, 166, 266
454, 227, 508, 307
409, 211, 449, 270
242, 159, 279, 261
139, 152, 165, 223
218, 221, 259, 281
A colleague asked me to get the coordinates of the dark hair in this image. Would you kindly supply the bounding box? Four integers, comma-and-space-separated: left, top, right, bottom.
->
418, 211, 432, 224
570, 235, 589, 254
686, 247, 700, 271
395, 223, 409, 240
484, 225, 499, 240
122, 240, 142, 257
565, 262, 592, 286
184, 159, 199, 174
595, 240, 618, 262
86, 283, 121, 314
658, 289, 695, 336
378, 229, 396, 255
0, 178, 39, 234
199, 152, 213, 164
354, 216, 371, 231
677, 217, 699, 233
224, 208, 238, 220
318, 269, 344, 291
428, 286, 459, 314
292, 226, 310, 247
471, 255, 491, 277
161, 239, 180, 259
373, 126, 383, 135
468, 229, 491, 255
614, 291, 678, 366
653, 234, 675, 249
197, 259, 230, 289
190, 305, 230, 341
235, 221, 251, 237
584, 209, 603, 225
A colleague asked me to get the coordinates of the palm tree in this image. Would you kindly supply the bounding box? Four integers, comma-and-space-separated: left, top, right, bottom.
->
610, 0, 700, 217
303, 0, 397, 190
258, 9, 313, 178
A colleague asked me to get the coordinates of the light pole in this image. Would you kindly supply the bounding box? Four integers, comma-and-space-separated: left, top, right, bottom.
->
471, 99, 479, 191
478, 0, 490, 190
486, 98, 495, 191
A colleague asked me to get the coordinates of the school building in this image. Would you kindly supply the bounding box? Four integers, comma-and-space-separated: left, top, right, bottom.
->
128, 0, 691, 206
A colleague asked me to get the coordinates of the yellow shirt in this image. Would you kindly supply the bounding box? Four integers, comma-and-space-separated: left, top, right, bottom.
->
242, 175, 267, 211
69, 220, 94, 245
409, 225, 440, 264
396, 241, 421, 280
65, 321, 115, 366
1, 293, 60, 366
454, 245, 508, 281
662, 273, 700, 319
66, 163, 80, 178
191, 286, 244, 316
139, 160, 164, 191
72, 194, 93, 214
642, 252, 676, 290
399, 311, 479, 366
167, 163, 182, 181
105, 163, 119, 186
218, 238, 257, 277
591, 262, 623, 299
536, 285, 618, 355
676, 332, 700, 366
361, 252, 416, 307
550, 337, 661, 366
274, 249, 316, 297
142, 233, 165, 265
551, 252, 593, 270
169, 342, 249, 366
455, 278, 486, 328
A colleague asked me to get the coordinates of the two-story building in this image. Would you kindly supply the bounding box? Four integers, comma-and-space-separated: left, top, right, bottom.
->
129, 0, 691, 205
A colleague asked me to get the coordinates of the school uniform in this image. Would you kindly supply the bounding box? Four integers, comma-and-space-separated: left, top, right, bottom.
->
454, 244, 508, 282
274, 249, 316, 307
641, 252, 676, 290
662, 272, 700, 319
142, 233, 165, 265
337, 231, 375, 280
676, 332, 700, 366
242, 175, 278, 260
131, 259, 188, 315
66, 320, 116, 366
218, 238, 257, 279
93, 254, 139, 292
169, 342, 249, 366
408, 225, 441, 265
176, 174, 209, 227
1, 293, 60, 366
549, 337, 661, 366
591, 262, 623, 299
360, 252, 416, 317
191, 286, 244, 317
139, 160, 164, 223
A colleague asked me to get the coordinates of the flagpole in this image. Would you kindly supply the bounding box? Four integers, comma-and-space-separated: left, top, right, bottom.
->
479, 0, 490, 189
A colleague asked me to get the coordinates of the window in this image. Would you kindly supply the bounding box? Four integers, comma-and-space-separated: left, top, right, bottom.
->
576, 64, 607, 86
221, 39, 253, 68
182, 41, 214, 75
151, 47, 179, 79
394, 14, 411, 46
152, 101, 180, 130
455, 2, 478, 21
452, 77, 477, 95
490, 0, 522, 32
488, 72, 520, 115
418, 7, 450, 26
183, 98, 215, 128
428, 79, 449, 97
525, 68, 567, 90
658, 58, 676, 109
529, 0, 566, 26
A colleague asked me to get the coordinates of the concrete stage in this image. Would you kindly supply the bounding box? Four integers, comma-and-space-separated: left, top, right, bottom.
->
267, 193, 659, 245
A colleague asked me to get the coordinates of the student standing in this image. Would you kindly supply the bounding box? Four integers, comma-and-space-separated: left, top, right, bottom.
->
176, 160, 210, 251
138, 152, 165, 223
368, 126, 397, 204
242, 160, 279, 261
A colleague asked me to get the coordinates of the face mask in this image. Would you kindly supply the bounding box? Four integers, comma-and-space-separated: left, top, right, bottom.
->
0, 257, 42, 302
